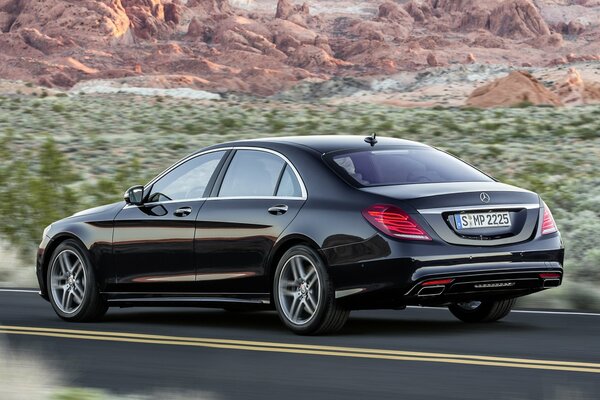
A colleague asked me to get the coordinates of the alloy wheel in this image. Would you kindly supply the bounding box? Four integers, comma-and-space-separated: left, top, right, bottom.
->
277, 255, 321, 325
50, 249, 87, 314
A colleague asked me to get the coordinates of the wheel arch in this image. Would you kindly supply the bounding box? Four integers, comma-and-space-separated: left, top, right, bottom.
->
41, 233, 90, 294
267, 235, 322, 299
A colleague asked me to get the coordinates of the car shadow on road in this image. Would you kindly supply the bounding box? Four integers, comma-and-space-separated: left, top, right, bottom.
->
102, 308, 288, 332
101, 308, 543, 337
341, 316, 542, 337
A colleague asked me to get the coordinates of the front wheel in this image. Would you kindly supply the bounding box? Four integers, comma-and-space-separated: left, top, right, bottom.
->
273, 245, 349, 335
448, 299, 516, 323
47, 239, 108, 322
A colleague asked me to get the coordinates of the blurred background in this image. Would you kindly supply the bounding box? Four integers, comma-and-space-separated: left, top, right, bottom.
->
1, 0, 600, 308
1, 0, 600, 398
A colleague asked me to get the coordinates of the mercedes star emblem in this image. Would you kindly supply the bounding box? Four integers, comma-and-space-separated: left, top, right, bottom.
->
480, 192, 491, 203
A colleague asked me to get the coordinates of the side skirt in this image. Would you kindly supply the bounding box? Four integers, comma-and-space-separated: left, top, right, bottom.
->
101, 292, 271, 308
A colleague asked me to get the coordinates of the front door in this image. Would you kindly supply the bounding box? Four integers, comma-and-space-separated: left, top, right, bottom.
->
113, 150, 228, 293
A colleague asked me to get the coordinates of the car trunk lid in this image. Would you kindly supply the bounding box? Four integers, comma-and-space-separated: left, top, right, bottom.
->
361, 182, 541, 246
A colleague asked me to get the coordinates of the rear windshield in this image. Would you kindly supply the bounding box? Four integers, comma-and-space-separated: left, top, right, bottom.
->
327, 148, 492, 187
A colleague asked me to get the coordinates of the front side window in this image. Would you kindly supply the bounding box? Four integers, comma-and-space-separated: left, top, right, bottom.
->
328, 148, 492, 187
147, 151, 225, 202
219, 150, 301, 197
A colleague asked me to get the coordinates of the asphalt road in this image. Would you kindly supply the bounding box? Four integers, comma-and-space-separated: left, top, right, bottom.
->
1, 290, 599, 400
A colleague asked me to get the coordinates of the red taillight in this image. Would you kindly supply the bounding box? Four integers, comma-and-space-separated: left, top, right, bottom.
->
362, 204, 432, 241
422, 278, 454, 286
539, 273, 561, 279
541, 204, 558, 235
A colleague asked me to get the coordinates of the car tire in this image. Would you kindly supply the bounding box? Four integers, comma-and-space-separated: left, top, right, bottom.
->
273, 245, 349, 335
47, 239, 108, 322
448, 298, 516, 323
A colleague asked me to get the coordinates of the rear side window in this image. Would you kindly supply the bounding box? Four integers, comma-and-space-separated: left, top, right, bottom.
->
328, 148, 492, 187
276, 165, 302, 197
219, 150, 286, 197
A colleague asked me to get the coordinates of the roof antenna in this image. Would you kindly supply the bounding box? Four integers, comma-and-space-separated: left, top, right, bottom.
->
364, 132, 377, 147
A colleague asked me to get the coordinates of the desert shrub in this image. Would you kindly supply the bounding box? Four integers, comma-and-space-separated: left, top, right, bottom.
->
0, 137, 78, 257
51, 103, 65, 113
0, 95, 598, 309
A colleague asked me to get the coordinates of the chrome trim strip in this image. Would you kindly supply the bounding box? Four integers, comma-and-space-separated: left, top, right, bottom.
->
405, 269, 559, 295
232, 146, 307, 199
107, 297, 270, 305
204, 196, 305, 201
123, 146, 308, 210
123, 197, 207, 209
413, 252, 514, 262
144, 147, 232, 190
101, 292, 269, 295
416, 285, 445, 297
418, 203, 539, 215
124, 195, 307, 209
335, 288, 365, 299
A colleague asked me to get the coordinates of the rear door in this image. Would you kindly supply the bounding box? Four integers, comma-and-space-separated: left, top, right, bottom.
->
194, 148, 306, 294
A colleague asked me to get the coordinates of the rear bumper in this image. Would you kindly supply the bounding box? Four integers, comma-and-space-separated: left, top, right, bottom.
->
402, 263, 562, 305
328, 243, 564, 309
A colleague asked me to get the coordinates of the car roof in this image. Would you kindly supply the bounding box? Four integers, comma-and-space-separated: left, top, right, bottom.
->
207, 135, 429, 154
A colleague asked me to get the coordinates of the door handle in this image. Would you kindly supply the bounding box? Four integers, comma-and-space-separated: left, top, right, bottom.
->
174, 207, 192, 217
268, 205, 288, 215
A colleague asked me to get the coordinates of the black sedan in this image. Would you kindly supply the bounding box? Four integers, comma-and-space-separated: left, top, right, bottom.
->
37, 135, 564, 334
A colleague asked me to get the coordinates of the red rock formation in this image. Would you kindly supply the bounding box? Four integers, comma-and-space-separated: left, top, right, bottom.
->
489, 0, 551, 39
19, 28, 68, 54
6, 0, 132, 44
568, 21, 585, 35
186, 17, 206, 39
274, 0, 313, 28
555, 67, 586, 105
421, 0, 551, 40
288, 44, 350, 68
164, 3, 181, 24
276, 0, 309, 19
426, 52, 439, 67
467, 71, 562, 107
187, 0, 232, 15
404, 0, 433, 22
347, 21, 386, 42
0, 0, 599, 97
377, 2, 413, 24
123, 0, 171, 40
555, 68, 600, 105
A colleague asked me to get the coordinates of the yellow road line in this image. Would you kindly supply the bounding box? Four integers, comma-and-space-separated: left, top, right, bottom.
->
2, 325, 598, 368
1, 326, 599, 374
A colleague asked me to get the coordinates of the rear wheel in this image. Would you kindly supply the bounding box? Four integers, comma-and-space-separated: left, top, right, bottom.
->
273, 245, 349, 335
448, 299, 516, 323
47, 239, 108, 322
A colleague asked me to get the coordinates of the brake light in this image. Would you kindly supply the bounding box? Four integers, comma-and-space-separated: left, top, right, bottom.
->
539, 273, 561, 279
362, 204, 432, 241
422, 278, 454, 286
541, 204, 558, 235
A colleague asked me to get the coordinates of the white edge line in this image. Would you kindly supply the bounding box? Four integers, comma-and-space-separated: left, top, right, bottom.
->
511, 310, 600, 317
408, 305, 600, 317
1, 290, 599, 317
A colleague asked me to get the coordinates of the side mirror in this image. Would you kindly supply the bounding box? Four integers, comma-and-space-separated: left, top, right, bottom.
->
124, 185, 145, 205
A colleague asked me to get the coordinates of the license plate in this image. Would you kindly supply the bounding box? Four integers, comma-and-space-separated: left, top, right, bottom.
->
454, 211, 511, 230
